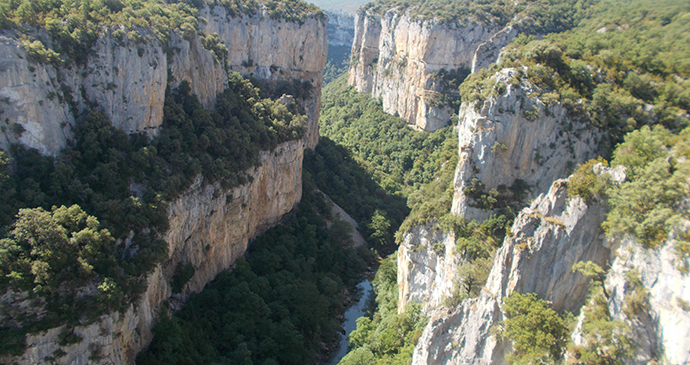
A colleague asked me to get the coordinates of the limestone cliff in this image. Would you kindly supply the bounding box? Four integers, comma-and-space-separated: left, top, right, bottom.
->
411, 177, 611, 364
347, 8, 516, 131
0, 7, 327, 156
571, 231, 690, 364
397, 225, 459, 314
327, 11, 355, 47
451, 68, 604, 222
0, 5, 326, 365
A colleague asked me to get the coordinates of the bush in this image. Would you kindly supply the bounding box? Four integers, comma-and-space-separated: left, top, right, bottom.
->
603, 126, 689, 249
567, 157, 611, 201
502, 292, 569, 364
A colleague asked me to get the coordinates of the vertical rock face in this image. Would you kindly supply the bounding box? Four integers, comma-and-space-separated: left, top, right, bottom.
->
0, 8, 327, 155
572, 233, 690, 365
411, 178, 610, 364
451, 68, 604, 222
327, 11, 355, 47
397, 225, 459, 314
0, 7, 327, 365
347, 8, 515, 131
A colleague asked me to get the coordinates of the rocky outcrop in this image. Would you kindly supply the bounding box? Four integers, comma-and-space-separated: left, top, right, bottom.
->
4, 140, 305, 365
327, 11, 355, 47
347, 8, 517, 131
412, 177, 610, 364
0, 6, 327, 365
0, 7, 327, 156
397, 224, 459, 314
571, 231, 690, 364
451, 68, 604, 222
201, 7, 327, 148
397, 67, 606, 362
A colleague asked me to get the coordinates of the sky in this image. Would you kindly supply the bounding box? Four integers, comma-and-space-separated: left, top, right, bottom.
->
306, 0, 370, 13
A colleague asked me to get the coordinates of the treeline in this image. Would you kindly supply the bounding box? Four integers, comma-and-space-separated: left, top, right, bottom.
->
0, 0, 322, 65
363, 0, 595, 34
136, 176, 369, 365
0, 74, 305, 355
461, 0, 689, 144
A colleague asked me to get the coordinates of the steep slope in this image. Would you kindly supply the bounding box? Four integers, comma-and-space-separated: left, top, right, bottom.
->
0, 7, 326, 155
411, 172, 615, 364
397, 68, 604, 315
0, 3, 327, 365
348, 7, 511, 131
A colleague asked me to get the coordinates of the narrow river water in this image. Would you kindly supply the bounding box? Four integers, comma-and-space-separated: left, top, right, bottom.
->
326, 280, 373, 365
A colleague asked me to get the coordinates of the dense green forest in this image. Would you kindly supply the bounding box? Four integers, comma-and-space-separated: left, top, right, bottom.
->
0, 74, 306, 356
1, 0, 689, 362
136, 180, 370, 365
363, 0, 594, 34
315, 74, 460, 255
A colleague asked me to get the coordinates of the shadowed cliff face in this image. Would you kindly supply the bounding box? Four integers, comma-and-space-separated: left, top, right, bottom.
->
0, 6, 326, 365
347, 8, 516, 131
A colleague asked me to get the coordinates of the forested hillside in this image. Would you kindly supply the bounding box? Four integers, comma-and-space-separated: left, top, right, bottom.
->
338, 0, 690, 363
0, 0, 688, 363
0, 0, 329, 362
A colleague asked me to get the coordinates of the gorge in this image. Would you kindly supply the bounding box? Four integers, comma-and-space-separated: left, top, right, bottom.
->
1, 0, 689, 364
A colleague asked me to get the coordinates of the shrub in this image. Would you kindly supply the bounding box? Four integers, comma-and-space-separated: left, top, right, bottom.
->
567, 157, 611, 201
502, 292, 569, 364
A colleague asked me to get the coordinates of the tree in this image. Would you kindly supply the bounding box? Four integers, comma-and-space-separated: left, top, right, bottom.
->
502, 292, 569, 364
0, 205, 115, 295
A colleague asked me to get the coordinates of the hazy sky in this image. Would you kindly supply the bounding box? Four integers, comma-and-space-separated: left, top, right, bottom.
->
306, 0, 370, 13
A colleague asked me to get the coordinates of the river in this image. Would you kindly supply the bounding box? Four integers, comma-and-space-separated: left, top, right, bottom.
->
326, 280, 373, 365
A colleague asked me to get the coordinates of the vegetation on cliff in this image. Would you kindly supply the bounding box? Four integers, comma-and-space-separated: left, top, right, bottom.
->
136, 182, 369, 365
461, 0, 689, 144
339, 255, 427, 365
500, 292, 571, 364
0, 0, 323, 65
0, 74, 306, 355
363, 0, 594, 33
568, 125, 690, 268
